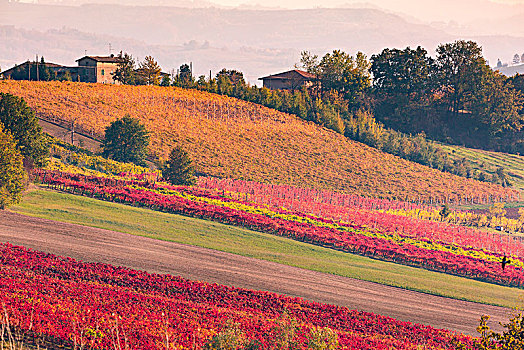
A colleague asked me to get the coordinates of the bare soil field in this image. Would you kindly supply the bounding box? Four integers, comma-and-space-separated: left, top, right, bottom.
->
0, 210, 513, 336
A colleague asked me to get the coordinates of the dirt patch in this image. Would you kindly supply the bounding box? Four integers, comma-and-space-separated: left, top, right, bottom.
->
0, 210, 513, 336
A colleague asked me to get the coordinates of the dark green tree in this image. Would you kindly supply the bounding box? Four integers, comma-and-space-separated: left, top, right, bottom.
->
175, 64, 194, 88
102, 115, 149, 166
160, 74, 172, 87
162, 146, 196, 186
0, 93, 48, 166
0, 123, 27, 209
112, 51, 137, 85
435, 40, 488, 115
216, 69, 245, 87
371, 46, 434, 100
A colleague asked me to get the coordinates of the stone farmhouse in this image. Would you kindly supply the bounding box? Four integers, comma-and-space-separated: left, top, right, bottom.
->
259, 69, 316, 90
0, 55, 121, 84
75, 55, 120, 84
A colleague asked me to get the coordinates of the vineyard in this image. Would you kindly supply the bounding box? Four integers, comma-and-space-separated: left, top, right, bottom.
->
0, 80, 518, 203
0, 243, 477, 349
35, 169, 524, 288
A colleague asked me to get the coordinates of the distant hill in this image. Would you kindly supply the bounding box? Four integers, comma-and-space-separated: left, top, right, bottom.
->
2, 3, 524, 83
496, 63, 524, 77
0, 80, 517, 202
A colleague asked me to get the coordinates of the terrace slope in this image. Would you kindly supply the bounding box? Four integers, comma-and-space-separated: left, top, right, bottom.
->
0, 80, 516, 201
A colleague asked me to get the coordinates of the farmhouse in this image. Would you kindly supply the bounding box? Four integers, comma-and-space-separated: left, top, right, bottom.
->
259, 69, 316, 90
76, 55, 120, 84
0, 55, 121, 84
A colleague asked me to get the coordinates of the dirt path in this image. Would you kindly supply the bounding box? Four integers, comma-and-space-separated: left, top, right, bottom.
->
0, 210, 513, 335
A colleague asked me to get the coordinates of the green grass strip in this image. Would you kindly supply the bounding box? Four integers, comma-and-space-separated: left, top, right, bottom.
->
11, 188, 523, 308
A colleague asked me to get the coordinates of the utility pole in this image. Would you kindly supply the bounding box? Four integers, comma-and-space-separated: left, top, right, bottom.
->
209, 70, 211, 81
35, 55, 39, 81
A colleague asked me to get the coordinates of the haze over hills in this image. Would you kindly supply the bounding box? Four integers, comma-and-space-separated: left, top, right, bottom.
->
1, 1, 524, 82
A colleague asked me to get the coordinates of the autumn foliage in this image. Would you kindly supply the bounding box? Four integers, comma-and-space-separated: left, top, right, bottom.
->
35, 170, 524, 288
0, 243, 475, 349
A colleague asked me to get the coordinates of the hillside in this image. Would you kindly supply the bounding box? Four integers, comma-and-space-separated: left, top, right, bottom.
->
0, 80, 517, 202
437, 142, 524, 193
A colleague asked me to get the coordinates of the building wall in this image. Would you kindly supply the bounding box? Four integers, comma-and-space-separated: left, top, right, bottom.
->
263, 78, 311, 90
77, 58, 119, 84
263, 79, 290, 90
95, 62, 119, 84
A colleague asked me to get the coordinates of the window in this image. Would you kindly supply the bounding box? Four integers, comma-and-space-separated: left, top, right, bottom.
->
101, 69, 105, 76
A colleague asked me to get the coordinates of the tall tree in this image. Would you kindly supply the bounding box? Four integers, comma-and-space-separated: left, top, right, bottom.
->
435, 40, 488, 115
138, 56, 162, 86
0, 123, 27, 210
0, 93, 48, 166
112, 51, 137, 85
318, 50, 370, 109
371, 46, 434, 99
176, 64, 194, 88
102, 115, 149, 166
470, 70, 523, 140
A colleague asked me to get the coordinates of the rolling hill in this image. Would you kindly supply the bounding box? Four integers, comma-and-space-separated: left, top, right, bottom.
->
0, 80, 517, 202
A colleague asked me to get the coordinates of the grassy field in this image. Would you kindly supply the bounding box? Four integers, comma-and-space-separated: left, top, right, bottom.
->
437, 142, 524, 193
10, 187, 524, 308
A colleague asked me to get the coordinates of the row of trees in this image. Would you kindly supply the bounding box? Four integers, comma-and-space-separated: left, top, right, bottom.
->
369, 41, 523, 154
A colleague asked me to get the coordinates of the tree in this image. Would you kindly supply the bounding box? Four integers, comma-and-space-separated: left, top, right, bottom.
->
102, 115, 149, 166
435, 40, 488, 115
162, 146, 196, 186
0, 93, 48, 166
470, 70, 523, 140
176, 64, 194, 88
439, 204, 451, 221
371, 46, 435, 100
216, 69, 245, 87
489, 202, 506, 219
138, 56, 162, 86
317, 50, 371, 109
0, 123, 27, 210
296, 50, 320, 75
513, 54, 521, 65
112, 51, 137, 85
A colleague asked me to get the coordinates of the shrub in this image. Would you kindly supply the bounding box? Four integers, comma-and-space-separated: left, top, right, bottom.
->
0, 123, 27, 209
162, 146, 196, 186
0, 93, 48, 166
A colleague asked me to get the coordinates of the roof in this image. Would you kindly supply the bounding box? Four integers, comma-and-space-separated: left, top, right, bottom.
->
258, 69, 316, 80
0, 61, 66, 75
75, 55, 120, 63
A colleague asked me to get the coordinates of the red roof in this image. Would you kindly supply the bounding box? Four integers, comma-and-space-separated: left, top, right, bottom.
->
259, 69, 316, 80
76, 55, 120, 63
